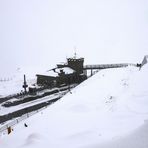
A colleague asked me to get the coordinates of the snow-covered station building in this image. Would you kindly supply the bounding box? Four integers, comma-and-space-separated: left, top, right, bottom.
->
36, 57, 87, 87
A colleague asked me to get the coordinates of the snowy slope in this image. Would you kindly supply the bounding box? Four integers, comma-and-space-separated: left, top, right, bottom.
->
1, 64, 148, 148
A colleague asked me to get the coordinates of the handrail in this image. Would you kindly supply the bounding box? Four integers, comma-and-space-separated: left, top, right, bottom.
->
83, 63, 136, 70
0, 106, 47, 134
0, 84, 77, 134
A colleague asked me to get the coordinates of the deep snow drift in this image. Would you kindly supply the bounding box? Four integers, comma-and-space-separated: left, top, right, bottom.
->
1, 64, 148, 148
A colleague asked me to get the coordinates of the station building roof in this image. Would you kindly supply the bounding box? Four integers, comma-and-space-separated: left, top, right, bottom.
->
37, 67, 75, 77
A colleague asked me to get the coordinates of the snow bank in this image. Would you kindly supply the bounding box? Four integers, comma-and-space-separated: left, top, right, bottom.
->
85, 120, 148, 148
1, 64, 148, 148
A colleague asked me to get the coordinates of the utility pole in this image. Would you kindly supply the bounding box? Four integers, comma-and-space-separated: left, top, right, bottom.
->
22, 74, 28, 94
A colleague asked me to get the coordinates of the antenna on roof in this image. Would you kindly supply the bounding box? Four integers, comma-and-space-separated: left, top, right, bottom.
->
74, 46, 77, 59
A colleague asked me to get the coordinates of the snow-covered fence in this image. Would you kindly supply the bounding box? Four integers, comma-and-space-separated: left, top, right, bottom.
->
0, 78, 13, 82
0, 106, 47, 134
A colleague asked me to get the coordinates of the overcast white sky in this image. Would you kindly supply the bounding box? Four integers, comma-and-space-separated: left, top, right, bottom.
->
0, 0, 148, 76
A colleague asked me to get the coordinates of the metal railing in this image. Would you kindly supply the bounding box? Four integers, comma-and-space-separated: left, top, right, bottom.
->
0, 84, 77, 134
83, 63, 136, 70
0, 106, 47, 134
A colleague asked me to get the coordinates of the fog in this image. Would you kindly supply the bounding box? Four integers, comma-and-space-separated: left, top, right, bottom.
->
0, 0, 148, 77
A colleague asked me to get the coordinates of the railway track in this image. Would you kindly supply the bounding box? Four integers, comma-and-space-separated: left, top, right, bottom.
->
0, 84, 76, 124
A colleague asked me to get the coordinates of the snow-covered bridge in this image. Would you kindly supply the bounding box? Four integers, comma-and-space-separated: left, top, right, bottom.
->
83, 63, 136, 70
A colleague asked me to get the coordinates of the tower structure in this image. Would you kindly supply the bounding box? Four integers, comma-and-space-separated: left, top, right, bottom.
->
22, 74, 28, 93
67, 57, 84, 74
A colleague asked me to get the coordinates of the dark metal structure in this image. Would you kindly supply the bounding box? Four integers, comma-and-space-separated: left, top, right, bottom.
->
22, 74, 28, 93
83, 63, 131, 70
83, 63, 136, 76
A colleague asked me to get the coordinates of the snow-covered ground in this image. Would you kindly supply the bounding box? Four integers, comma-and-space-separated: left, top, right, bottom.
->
0, 67, 37, 97
1, 63, 148, 148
